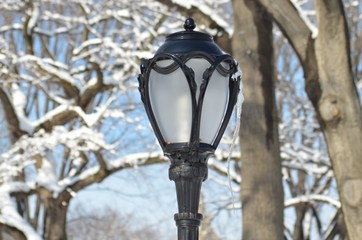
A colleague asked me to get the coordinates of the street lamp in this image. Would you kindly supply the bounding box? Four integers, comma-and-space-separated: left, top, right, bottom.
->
138, 18, 241, 240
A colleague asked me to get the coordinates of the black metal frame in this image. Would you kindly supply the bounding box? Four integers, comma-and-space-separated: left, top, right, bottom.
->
138, 18, 240, 240
139, 52, 239, 150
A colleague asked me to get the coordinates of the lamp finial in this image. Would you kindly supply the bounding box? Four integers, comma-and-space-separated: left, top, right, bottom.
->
184, 18, 196, 31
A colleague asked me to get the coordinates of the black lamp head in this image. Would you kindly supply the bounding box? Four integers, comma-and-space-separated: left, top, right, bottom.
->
138, 18, 240, 162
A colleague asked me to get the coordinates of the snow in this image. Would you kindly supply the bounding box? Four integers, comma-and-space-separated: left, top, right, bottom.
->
0, 189, 42, 240
36, 152, 63, 197
0, 0, 181, 238
170, 0, 233, 36
5, 93, 117, 134
73, 38, 103, 56
57, 151, 166, 192
103, 76, 120, 86
197, 3, 233, 36
71, 47, 100, 62
108, 152, 165, 169
59, 166, 99, 188
77, 95, 116, 127
26, 3, 40, 35
285, 194, 341, 208
0, 23, 23, 33
116, 9, 131, 18
353, 0, 360, 6
10, 84, 37, 133
0, 124, 120, 200
80, 2, 91, 15
15, 55, 77, 86
42, 58, 68, 70
33, 26, 71, 37
291, 0, 318, 38
66, 187, 77, 197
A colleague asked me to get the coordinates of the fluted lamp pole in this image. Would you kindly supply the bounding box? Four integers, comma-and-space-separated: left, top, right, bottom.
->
138, 18, 241, 240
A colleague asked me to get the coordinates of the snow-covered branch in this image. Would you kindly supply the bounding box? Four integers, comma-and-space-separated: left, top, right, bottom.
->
157, 0, 233, 35
285, 194, 341, 208
290, 0, 318, 38
59, 151, 166, 193
0, 189, 41, 240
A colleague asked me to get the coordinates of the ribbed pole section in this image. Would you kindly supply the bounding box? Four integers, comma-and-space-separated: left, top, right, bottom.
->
169, 162, 208, 240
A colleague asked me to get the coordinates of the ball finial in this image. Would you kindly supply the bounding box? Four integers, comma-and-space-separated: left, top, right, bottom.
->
184, 18, 196, 31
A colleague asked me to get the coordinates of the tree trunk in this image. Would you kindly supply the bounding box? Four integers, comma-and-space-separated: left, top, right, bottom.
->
312, 1, 362, 239
232, 0, 284, 239
43, 197, 69, 240
254, 0, 362, 238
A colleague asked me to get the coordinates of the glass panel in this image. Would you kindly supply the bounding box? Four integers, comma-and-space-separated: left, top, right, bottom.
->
185, 58, 210, 100
149, 60, 192, 143
200, 69, 229, 144
185, 59, 229, 145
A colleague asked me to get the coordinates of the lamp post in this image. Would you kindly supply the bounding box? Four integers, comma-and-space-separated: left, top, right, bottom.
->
138, 18, 241, 240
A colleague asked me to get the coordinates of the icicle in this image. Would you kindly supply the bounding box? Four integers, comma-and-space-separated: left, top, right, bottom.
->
227, 64, 243, 211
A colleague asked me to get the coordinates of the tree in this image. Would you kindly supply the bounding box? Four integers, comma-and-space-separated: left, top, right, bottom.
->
179, 0, 361, 238
231, 1, 284, 239
275, 29, 343, 239
0, 1, 168, 239
232, 0, 362, 239
260, 0, 361, 239
1, 0, 361, 239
